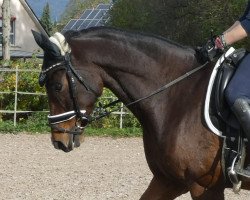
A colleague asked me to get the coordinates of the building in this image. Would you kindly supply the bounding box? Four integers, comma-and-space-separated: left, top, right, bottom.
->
0, 0, 47, 58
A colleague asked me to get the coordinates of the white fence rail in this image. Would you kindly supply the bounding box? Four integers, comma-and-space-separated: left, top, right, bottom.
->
0, 66, 128, 128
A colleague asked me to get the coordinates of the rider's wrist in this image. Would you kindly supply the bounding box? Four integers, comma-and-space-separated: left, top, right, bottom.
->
220, 34, 228, 48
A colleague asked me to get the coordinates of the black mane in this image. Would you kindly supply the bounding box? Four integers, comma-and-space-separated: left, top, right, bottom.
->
63, 26, 194, 53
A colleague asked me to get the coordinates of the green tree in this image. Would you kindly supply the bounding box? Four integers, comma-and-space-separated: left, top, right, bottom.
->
108, 0, 151, 32
109, 0, 248, 47
40, 2, 53, 35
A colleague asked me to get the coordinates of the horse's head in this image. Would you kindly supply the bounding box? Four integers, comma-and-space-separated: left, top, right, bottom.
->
32, 30, 101, 152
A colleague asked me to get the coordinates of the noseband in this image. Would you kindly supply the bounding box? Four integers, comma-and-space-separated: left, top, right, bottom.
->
40, 53, 89, 135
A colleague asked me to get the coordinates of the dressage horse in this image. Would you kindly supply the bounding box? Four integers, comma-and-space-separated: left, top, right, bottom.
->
32, 27, 250, 199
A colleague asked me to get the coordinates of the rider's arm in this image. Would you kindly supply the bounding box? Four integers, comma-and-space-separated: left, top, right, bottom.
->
215, 2, 250, 48
238, 0, 250, 34
239, 1, 250, 22
223, 22, 248, 46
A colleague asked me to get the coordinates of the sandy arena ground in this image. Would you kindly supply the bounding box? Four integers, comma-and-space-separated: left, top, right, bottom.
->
0, 134, 249, 200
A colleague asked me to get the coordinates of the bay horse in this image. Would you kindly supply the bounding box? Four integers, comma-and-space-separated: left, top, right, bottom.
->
32, 27, 250, 199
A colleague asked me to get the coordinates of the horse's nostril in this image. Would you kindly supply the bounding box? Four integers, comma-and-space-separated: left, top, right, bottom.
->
53, 141, 60, 150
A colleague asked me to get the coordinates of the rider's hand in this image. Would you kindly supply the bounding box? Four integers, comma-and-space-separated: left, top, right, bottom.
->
214, 34, 227, 50
196, 36, 224, 63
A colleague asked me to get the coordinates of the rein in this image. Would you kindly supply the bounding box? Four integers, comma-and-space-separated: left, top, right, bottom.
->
90, 61, 209, 121
43, 52, 208, 134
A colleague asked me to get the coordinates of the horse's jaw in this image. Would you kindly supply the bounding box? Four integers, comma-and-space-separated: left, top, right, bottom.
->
51, 132, 85, 152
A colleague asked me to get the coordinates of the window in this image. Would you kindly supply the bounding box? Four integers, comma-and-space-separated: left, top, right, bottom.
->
0, 18, 15, 45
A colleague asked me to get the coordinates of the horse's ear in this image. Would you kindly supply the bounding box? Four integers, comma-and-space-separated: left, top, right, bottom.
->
31, 29, 51, 51
32, 30, 44, 48
31, 30, 61, 57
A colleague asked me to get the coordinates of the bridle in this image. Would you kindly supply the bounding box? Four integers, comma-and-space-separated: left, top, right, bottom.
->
40, 53, 90, 135
41, 52, 209, 135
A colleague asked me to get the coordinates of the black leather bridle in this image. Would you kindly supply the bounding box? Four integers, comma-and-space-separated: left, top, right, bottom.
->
40, 53, 89, 135
41, 52, 209, 135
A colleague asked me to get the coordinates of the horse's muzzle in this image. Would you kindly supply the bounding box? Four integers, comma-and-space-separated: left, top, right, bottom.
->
51, 132, 84, 152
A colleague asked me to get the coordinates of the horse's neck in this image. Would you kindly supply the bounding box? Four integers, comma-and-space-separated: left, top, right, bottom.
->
92, 41, 198, 126
101, 51, 165, 99
71, 33, 199, 125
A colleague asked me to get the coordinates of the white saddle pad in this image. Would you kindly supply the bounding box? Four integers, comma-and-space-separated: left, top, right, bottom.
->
204, 47, 235, 137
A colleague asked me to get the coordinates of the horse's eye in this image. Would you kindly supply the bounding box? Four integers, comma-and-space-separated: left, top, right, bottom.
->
54, 83, 62, 92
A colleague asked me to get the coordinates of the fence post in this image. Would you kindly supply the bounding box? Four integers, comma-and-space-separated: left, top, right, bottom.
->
14, 65, 18, 126
119, 103, 124, 129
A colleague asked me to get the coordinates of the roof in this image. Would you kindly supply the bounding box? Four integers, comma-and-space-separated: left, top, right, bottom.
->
21, 0, 48, 37
61, 3, 111, 33
0, 0, 47, 59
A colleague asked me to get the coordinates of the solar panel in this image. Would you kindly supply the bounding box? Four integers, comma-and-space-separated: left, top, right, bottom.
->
79, 20, 92, 30
87, 20, 100, 28
95, 9, 107, 20
95, 20, 105, 26
71, 19, 84, 30
102, 13, 109, 21
61, 3, 111, 32
80, 9, 92, 19
96, 4, 110, 10
87, 10, 99, 19
63, 19, 78, 30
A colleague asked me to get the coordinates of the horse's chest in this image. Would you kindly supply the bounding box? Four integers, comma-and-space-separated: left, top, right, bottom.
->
143, 136, 187, 179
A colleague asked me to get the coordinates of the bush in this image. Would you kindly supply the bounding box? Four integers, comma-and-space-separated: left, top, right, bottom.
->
0, 58, 140, 132
109, 0, 249, 48
0, 112, 50, 134
0, 112, 142, 137
91, 89, 141, 129
0, 58, 48, 121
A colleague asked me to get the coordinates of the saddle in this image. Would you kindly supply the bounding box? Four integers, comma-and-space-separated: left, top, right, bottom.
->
207, 47, 250, 192
212, 48, 247, 132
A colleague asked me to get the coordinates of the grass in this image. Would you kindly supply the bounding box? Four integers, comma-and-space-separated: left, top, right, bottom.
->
0, 112, 142, 137
0, 120, 142, 137
85, 127, 142, 137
